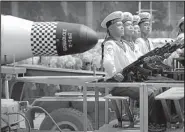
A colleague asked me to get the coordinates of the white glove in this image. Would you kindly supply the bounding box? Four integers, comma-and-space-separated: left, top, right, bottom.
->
113, 73, 124, 82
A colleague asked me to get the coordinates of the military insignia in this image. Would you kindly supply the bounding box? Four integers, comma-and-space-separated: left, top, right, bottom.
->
105, 45, 114, 56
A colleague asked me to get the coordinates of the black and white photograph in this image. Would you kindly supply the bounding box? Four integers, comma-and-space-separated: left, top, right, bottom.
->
0, 1, 184, 132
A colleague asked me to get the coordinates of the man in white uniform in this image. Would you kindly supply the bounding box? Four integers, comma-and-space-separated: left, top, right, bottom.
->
101, 11, 130, 127
121, 12, 143, 63
135, 12, 154, 55
101, 11, 129, 81
163, 17, 184, 67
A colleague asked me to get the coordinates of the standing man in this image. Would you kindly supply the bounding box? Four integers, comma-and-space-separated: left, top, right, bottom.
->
135, 12, 154, 55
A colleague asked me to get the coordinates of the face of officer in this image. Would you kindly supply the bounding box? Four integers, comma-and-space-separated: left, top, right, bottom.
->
123, 21, 134, 37
139, 21, 151, 35
108, 21, 124, 37
133, 25, 141, 39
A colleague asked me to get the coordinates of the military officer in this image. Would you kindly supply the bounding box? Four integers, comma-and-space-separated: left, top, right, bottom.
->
121, 12, 143, 63
101, 11, 131, 127
163, 16, 184, 66
101, 11, 129, 81
135, 12, 154, 55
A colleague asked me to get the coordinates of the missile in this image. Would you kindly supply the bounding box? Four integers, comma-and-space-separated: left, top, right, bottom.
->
1, 15, 98, 64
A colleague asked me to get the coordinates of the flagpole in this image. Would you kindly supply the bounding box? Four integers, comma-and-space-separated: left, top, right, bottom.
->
150, 1, 153, 31
138, 1, 141, 14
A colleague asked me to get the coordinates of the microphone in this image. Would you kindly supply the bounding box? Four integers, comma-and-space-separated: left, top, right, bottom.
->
1, 15, 98, 64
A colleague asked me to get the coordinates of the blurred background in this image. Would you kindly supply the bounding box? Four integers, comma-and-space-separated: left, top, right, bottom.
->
1, 1, 184, 70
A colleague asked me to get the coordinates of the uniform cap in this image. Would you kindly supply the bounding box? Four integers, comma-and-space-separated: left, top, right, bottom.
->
133, 15, 141, 25
122, 12, 133, 24
138, 12, 151, 24
101, 11, 124, 29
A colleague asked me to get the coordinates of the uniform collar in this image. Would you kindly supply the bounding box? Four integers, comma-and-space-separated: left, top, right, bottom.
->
122, 39, 135, 51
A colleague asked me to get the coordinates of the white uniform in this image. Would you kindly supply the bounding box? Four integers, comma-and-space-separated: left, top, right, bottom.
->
103, 40, 130, 78
124, 43, 136, 64
177, 32, 184, 40
123, 40, 143, 64
135, 38, 154, 55
135, 44, 143, 58
163, 33, 184, 66
101, 11, 129, 78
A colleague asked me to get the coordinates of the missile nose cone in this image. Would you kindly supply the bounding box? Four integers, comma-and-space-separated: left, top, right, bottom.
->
55, 22, 98, 56
79, 25, 98, 52
1, 15, 99, 65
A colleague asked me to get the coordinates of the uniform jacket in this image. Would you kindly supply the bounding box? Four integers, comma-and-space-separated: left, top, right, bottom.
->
123, 40, 143, 64
103, 39, 130, 78
135, 37, 154, 55
163, 33, 184, 66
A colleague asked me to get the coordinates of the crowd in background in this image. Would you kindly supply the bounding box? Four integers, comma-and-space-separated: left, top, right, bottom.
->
14, 40, 104, 72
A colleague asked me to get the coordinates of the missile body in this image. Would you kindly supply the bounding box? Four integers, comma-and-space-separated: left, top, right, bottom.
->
1, 15, 98, 64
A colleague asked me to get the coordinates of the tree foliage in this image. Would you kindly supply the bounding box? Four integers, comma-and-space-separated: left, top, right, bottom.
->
152, 2, 168, 30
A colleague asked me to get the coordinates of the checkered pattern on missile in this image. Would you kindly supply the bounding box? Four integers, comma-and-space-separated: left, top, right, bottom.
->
30, 22, 58, 56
